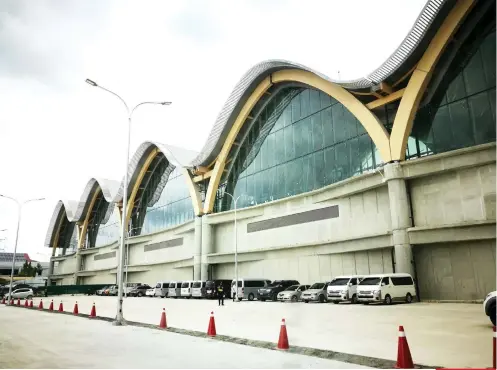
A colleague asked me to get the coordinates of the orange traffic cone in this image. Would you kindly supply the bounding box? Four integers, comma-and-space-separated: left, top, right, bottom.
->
207, 311, 216, 336
73, 302, 79, 315
29, 300, 33, 308
395, 326, 414, 369
38, 299, 44, 309
24, 299, 29, 308
58, 301, 64, 312
159, 308, 167, 329
277, 318, 289, 350
89, 302, 96, 318
10, 299, 14, 305
16, 298, 20, 306
493, 326, 496, 369
48, 299, 54, 311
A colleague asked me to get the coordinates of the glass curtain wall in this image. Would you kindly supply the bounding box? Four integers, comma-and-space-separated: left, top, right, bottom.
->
217, 87, 380, 212
95, 209, 120, 247
141, 168, 194, 234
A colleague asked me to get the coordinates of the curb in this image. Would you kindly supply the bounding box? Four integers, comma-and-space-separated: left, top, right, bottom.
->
3, 304, 438, 369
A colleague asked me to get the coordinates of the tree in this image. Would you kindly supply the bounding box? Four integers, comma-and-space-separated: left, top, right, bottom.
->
36, 262, 43, 276
18, 261, 29, 276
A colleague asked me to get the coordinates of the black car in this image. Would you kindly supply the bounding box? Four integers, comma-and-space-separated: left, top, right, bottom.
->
128, 284, 151, 297
257, 280, 300, 301
205, 280, 232, 299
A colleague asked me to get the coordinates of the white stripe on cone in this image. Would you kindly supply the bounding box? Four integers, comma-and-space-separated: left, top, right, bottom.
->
398, 332, 406, 337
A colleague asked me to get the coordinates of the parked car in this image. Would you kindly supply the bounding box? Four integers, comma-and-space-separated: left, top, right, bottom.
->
484, 291, 496, 325
128, 284, 151, 297
357, 273, 416, 305
206, 280, 232, 299
181, 281, 193, 298
327, 275, 363, 304
277, 284, 310, 302
301, 282, 330, 303
231, 278, 271, 301
257, 280, 300, 301
154, 282, 170, 298
192, 281, 207, 298
105, 285, 118, 296
168, 281, 182, 298
146, 288, 155, 297
96, 286, 110, 296
11, 288, 34, 300
125, 282, 142, 296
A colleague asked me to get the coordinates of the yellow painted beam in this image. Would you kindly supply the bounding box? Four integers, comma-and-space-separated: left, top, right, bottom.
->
203, 69, 391, 214
193, 169, 213, 183
77, 187, 102, 249
366, 88, 405, 110
182, 168, 203, 216
390, 0, 475, 161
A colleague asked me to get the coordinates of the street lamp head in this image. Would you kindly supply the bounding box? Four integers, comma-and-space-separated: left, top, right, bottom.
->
85, 79, 98, 87
160, 102, 172, 106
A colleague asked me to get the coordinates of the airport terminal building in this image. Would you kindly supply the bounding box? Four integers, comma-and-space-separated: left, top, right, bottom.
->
45, 0, 496, 301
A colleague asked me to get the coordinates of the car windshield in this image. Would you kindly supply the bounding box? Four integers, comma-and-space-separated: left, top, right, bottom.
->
329, 278, 350, 286
192, 282, 201, 288
168, 283, 175, 288
181, 282, 189, 288
269, 281, 282, 287
206, 281, 215, 288
155, 283, 161, 288
359, 277, 381, 286
309, 283, 324, 289
284, 285, 298, 291
231, 281, 242, 287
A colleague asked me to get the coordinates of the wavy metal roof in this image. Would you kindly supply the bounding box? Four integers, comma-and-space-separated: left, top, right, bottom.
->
189, 0, 450, 167
44, 200, 80, 248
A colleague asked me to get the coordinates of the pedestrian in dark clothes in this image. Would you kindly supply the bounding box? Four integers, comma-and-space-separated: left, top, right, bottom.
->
217, 283, 224, 306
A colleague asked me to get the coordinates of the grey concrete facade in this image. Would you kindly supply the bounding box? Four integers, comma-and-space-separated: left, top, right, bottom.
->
50, 143, 496, 301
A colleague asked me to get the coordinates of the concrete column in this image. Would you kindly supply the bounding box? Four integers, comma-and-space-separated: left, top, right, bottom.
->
200, 216, 213, 281
74, 250, 82, 285
193, 216, 202, 280
384, 162, 414, 276
47, 259, 55, 286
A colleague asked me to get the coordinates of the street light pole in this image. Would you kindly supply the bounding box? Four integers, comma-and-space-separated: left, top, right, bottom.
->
124, 226, 141, 298
85, 78, 171, 325
0, 195, 44, 303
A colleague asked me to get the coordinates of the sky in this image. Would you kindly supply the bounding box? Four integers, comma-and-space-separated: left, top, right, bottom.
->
0, 0, 427, 261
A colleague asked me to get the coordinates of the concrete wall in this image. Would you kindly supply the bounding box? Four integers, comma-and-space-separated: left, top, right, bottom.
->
53, 254, 77, 276
127, 265, 193, 285
81, 274, 115, 285
83, 245, 117, 272
414, 240, 496, 301
214, 248, 393, 284
410, 163, 496, 226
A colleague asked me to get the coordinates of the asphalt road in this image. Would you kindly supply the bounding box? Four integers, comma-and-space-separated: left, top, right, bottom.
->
0, 305, 370, 369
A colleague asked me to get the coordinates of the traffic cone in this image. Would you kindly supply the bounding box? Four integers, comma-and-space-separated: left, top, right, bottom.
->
29, 300, 33, 308
1, 297, 5, 304
277, 318, 289, 350
16, 298, 20, 306
10, 299, 13, 305
38, 299, 43, 309
24, 299, 28, 308
48, 299, 54, 311
207, 311, 216, 336
58, 301, 64, 312
73, 302, 79, 315
493, 326, 496, 369
89, 302, 96, 318
158, 308, 167, 329
395, 326, 414, 369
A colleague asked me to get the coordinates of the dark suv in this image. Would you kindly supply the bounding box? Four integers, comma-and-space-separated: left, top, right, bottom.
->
257, 280, 300, 301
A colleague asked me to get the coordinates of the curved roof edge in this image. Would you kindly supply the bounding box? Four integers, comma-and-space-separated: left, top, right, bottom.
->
44, 200, 80, 248
189, 0, 452, 167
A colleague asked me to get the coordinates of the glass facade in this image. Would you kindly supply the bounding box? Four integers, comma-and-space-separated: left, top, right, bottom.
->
95, 209, 120, 247
406, 29, 496, 158
216, 86, 380, 212
141, 168, 194, 234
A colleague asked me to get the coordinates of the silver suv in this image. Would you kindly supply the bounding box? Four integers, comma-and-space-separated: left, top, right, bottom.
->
301, 282, 330, 303
11, 288, 34, 300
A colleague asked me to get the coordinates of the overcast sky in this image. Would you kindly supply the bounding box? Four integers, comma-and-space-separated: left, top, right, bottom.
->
0, 0, 427, 261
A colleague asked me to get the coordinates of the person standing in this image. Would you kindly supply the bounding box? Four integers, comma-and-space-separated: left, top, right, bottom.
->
217, 283, 224, 306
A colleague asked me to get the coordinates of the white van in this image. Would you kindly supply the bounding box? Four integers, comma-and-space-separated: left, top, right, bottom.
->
180, 281, 193, 298
327, 275, 363, 304
357, 273, 416, 305
192, 281, 206, 298
168, 281, 182, 298
155, 281, 170, 298
231, 278, 271, 301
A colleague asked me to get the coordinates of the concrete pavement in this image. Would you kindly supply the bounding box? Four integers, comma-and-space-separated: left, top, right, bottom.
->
0, 305, 370, 369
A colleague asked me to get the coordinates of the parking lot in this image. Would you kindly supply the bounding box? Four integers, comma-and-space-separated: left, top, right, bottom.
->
26, 294, 493, 368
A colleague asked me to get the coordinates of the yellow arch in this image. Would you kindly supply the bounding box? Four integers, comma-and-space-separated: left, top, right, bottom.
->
77, 187, 102, 249
202, 69, 391, 214
390, 0, 475, 160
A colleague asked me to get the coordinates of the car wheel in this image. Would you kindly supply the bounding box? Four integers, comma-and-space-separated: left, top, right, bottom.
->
291, 295, 297, 302
304, 300, 309, 303
405, 293, 413, 304
319, 295, 325, 303
260, 299, 266, 302
138, 292, 143, 297
160, 295, 164, 298
384, 294, 392, 305
248, 293, 255, 301
187, 296, 191, 299
491, 303, 496, 326
351, 294, 358, 304
238, 298, 242, 302
332, 301, 339, 304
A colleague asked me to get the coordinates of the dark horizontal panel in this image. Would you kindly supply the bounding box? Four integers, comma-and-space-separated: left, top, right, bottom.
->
144, 237, 184, 252
94, 251, 117, 261
247, 205, 339, 233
